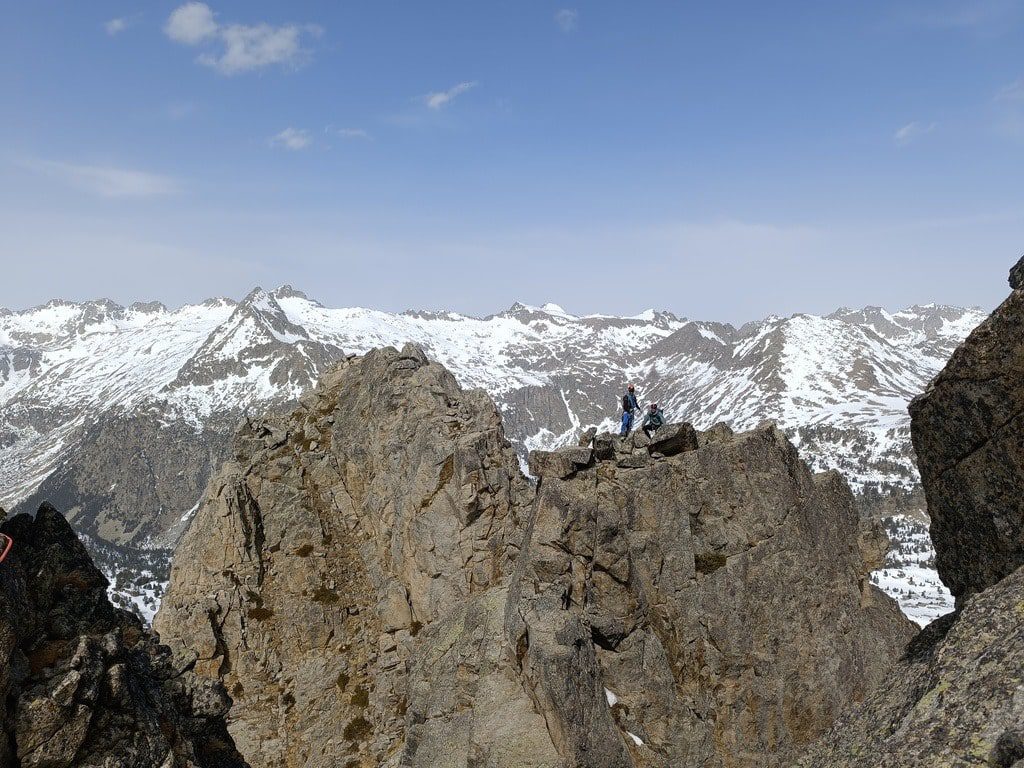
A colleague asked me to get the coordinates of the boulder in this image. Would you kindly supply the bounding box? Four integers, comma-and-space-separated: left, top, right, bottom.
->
528, 446, 593, 479
645, 422, 699, 456
909, 282, 1024, 601
578, 426, 598, 447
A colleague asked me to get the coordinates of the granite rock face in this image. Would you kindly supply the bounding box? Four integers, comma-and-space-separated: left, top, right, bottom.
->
155, 345, 536, 768
510, 426, 914, 767
794, 261, 1024, 767
793, 566, 1024, 768
0, 503, 247, 768
909, 278, 1024, 601
156, 346, 913, 768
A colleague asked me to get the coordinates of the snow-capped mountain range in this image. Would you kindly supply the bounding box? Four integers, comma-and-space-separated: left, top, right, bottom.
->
0, 286, 984, 621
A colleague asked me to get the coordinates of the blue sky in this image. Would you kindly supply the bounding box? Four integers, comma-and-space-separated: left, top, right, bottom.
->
1, 1, 1023, 323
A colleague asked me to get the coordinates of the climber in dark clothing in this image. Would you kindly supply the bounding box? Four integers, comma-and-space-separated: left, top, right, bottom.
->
642, 403, 665, 439
620, 383, 640, 436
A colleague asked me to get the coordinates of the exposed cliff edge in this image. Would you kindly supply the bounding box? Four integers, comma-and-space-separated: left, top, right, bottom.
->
793, 258, 1024, 767
155, 343, 913, 768
0, 503, 248, 768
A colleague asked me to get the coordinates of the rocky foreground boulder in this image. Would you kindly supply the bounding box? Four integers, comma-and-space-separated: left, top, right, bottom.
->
910, 257, 1024, 602
793, 260, 1024, 767
0, 503, 247, 768
156, 344, 913, 768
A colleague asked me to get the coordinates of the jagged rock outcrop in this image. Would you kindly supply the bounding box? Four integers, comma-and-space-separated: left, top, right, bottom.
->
511, 425, 913, 767
794, 260, 1024, 766
157, 344, 913, 768
1009, 254, 1024, 290
909, 262, 1024, 602
0, 503, 247, 768
155, 345, 535, 768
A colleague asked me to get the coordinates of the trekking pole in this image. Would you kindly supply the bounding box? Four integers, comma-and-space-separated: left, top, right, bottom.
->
0, 533, 13, 564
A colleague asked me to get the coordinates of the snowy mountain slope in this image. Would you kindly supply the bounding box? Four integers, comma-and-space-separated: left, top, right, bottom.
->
0, 286, 984, 622
1, 287, 983, 514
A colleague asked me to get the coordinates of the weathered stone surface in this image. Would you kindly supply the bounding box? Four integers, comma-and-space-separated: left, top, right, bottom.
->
509, 424, 914, 767
158, 347, 912, 768
646, 422, 699, 456
794, 565, 1024, 768
909, 284, 1024, 601
156, 345, 536, 768
0, 503, 246, 768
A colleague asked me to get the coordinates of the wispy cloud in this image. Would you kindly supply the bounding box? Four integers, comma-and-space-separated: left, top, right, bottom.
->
104, 17, 131, 36
894, 121, 937, 145
423, 81, 478, 110
996, 78, 1024, 101
270, 127, 312, 150
328, 127, 372, 140
164, 3, 320, 75
555, 9, 579, 31
19, 158, 180, 198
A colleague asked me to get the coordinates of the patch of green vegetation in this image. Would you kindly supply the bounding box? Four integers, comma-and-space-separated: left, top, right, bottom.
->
311, 585, 340, 604
350, 685, 369, 708
343, 716, 372, 742
694, 552, 728, 575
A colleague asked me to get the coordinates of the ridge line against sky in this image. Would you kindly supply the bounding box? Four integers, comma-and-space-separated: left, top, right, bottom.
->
1, 1, 1022, 324
0, 285, 984, 330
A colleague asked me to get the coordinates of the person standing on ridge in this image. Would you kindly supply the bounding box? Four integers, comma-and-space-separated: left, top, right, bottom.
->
620, 383, 640, 436
643, 402, 665, 439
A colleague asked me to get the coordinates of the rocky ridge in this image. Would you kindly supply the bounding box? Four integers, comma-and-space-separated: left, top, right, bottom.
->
155, 343, 914, 767
0, 503, 248, 768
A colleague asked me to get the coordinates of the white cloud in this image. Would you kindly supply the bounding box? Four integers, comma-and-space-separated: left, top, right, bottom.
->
200, 23, 308, 75
104, 17, 130, 36
996, 79, 1024, 101
164, 3, 318, 75
165, 2, 218, 45
555, 9, 579, 31
21, 158, 179, 198
270, 128, 312, 150
423, 81, 478, 110
894, 121, 937, 145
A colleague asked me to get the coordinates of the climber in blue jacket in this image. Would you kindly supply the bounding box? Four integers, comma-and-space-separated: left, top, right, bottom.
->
620, 383, 640, 436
